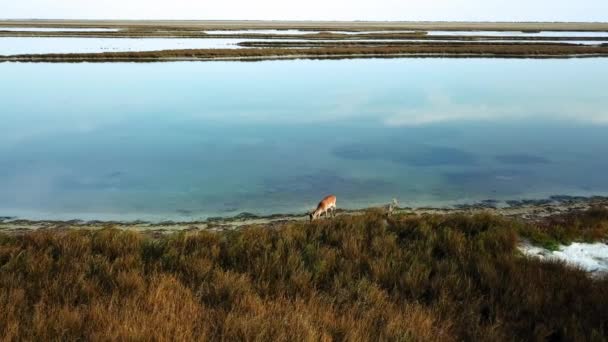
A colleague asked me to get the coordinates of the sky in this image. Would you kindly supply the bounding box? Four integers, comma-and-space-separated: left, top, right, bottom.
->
2, 0, 608, 22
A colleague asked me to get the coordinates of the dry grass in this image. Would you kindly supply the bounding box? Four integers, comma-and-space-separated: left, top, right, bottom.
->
3, 43, 608, 63
520, 206, 608, 249
0, 209, 607, 340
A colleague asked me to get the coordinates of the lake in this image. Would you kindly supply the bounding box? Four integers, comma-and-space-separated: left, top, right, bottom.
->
1, 58, 607, 221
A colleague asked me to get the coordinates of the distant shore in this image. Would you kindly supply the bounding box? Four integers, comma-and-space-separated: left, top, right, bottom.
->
2, 20, 608, 61
2, 20, 608, 31
1, 195, 607, 235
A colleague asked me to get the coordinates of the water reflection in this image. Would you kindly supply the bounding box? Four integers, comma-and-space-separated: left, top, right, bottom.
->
383, 92, 608, 127
333, 143, 477, 166
0, 58, 607, 220
495, 154, 550, 165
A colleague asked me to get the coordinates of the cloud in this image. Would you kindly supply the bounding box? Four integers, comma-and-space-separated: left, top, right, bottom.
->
384, 92, 518, 126
383, 91, 608, 127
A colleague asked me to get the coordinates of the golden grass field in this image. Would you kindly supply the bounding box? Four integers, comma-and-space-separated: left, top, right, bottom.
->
1, 207, 607, 340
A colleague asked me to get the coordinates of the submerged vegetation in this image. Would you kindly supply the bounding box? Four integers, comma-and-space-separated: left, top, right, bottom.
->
1, 208, 607, 340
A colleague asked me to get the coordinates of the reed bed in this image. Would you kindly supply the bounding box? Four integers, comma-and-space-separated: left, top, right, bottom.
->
3, 43, 608, 63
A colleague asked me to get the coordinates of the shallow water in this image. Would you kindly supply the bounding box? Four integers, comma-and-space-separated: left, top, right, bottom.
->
1, 59, 607, 221
427, 30, 608, 37
204, 29, 608, 38
205, 29, 315, 35
204, 30, 419, 35
0, 27, 120, 32
0, 37, 250, 54
241, 39, 604, 47
2, 34, 606, 56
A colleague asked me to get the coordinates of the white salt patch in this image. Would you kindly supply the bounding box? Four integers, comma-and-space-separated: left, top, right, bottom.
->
519, 241, 608, 277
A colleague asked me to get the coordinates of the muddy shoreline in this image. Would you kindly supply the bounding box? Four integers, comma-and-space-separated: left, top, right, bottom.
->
1, 195, 607, 235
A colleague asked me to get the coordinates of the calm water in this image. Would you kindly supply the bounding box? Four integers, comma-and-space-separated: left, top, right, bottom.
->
205, 30, 315, 35
0, 37, 458, 55
2, 31, 607, 55
0, 27, 120, 32
426, 30, 608, 37
0, 37, 248, 54
1, 59, 607, 221
206, 29, 608, 38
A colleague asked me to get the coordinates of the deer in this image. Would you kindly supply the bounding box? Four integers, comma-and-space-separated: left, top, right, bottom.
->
386, 198, 399, 217
309, 195, 337, 221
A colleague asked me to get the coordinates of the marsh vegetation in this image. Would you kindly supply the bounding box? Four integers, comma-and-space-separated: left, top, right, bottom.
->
1, 20, 607, 61
3, 43, 608, 63
1, 208, 607, 340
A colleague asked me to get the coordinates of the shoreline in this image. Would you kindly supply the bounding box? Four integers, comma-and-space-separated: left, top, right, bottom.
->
2, 195, 607, 234
2, 20, 608, 31
1, 20, 607, 61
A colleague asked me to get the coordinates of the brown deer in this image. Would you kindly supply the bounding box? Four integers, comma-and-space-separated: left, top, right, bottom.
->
309, 195, 337, 221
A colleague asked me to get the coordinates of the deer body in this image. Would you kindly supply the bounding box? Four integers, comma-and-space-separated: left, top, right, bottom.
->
310, 195, 337, 221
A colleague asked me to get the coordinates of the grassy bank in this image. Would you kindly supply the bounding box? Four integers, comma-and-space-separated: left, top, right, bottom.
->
519, 206, 608, 250
3, 43, 608, 63
1, 209, 607, 340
